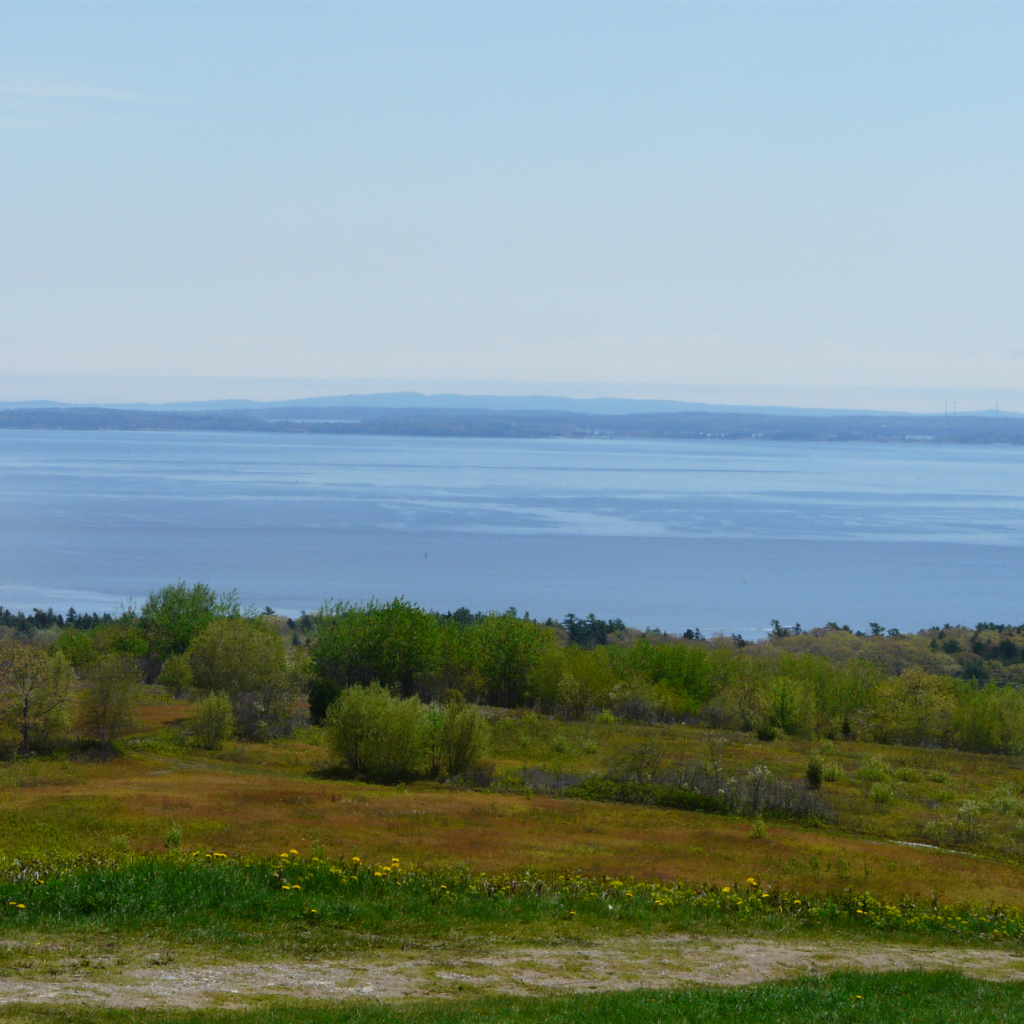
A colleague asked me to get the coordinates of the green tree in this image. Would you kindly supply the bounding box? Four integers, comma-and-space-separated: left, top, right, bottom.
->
141, 581, 239, 661
871, 668, 957, 746
763, 676, 815, 737
473, 612, 550, 707
80, 654, 142, 746
412, 618, 483, 702
188, 618, 297, 740
0, 642, 76, 752
51, 629, 99, 669
309, 599, 437, 721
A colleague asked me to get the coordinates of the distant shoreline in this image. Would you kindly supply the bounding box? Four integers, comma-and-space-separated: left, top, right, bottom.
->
1, 405, 1024, 444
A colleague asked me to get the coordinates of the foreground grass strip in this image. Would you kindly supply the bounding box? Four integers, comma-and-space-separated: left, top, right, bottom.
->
1, 852, 1022, 948
2, 972, 1024, 1024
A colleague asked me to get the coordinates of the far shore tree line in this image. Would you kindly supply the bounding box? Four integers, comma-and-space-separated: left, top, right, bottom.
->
2, 582, 1024, 766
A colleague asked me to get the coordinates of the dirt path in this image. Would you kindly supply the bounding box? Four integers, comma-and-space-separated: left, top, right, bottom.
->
2, 935, 1024, 1008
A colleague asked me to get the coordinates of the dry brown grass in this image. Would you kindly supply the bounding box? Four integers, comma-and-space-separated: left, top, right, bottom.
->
1, 750, 1022, 905
2, 699, 1023, 907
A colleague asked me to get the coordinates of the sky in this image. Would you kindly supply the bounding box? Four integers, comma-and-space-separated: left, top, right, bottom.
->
2, 2, 1023, 411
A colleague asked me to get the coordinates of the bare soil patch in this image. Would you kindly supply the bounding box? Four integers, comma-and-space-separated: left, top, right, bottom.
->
1, 935, 1023, 1008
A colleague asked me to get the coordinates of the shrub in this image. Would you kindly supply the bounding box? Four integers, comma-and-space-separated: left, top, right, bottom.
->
79, 654, 142, 746
806, 760, 823, 790
858, 756, 890, 783
821, 760, 844, 782
870, 782, 894, 805
954, 799, 984, 845
922, 798, 987, 848
424, 696, 485, 778
609, 675, 664, 723
987, 785, 1024, 817
608, 738, 664, 786
556, 672, 596, 720
189, 692, 234, 749
750, 814, 768, 839
325, 683, 424, 781
157, 654, 193, 698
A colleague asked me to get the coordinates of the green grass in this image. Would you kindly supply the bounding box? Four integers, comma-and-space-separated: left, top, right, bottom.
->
2, 972, 1023, 1023
1, 853, 1022, 953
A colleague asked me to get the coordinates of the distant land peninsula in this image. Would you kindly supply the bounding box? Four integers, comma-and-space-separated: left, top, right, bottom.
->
1, 394, 1023, 444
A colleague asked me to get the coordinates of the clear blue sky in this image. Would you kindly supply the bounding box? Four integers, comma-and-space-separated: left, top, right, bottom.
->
2, 2, 1023, 409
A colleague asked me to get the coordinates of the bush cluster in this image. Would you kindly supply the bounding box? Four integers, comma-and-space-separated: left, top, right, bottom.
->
325, 684, 486, 781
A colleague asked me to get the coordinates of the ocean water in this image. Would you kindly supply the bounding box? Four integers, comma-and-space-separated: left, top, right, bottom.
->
1, 430, 1023, 636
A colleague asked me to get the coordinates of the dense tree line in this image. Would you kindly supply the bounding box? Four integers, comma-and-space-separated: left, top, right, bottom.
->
3, 582, 1024, 758
0, 606, 115, 633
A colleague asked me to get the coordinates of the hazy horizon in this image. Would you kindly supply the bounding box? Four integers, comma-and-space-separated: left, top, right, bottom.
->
1, 375, 1023, 417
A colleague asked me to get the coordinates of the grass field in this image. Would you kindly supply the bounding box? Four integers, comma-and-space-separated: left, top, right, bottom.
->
2, 695, 1024, 1019
1, 697, 1023, 906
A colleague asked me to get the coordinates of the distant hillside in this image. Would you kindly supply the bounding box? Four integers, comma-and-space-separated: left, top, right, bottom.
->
1, 404, 1023, 443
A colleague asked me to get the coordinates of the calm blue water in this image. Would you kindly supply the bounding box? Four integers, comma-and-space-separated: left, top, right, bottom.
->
1, 430, 1023, 636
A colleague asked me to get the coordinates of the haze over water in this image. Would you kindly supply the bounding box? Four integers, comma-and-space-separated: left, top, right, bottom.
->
2, 430, 1022, 636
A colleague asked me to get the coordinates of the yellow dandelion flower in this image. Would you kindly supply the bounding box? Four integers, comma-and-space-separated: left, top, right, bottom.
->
292, 884, 301, 890
374, 871, 383, 878
282, 884, 291, 890
721, 887, 730, 893
289, 849, 299, 856
16, 904, 25, 909
746, 878, 758, 887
